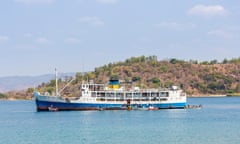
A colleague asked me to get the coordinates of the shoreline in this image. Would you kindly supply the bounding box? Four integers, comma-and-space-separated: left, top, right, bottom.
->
0, 98, 33, 101
188, 94, 227, 98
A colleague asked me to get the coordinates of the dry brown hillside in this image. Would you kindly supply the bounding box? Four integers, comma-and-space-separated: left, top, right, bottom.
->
62, 56, 240, 97
3, 56, 240, 99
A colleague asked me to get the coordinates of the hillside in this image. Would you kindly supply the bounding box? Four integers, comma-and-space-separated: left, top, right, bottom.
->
2, 56, 240, 99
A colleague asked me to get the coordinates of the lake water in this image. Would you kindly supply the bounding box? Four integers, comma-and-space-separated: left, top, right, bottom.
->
0, 97, 240, 144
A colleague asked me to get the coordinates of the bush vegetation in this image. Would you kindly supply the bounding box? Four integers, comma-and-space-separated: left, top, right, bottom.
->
5, 56, 240, 99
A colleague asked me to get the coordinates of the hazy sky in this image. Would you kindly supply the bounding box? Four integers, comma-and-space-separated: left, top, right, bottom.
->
0, 0, 240, 76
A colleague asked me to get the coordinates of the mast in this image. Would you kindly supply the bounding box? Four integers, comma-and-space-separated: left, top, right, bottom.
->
55, 68, 59, 96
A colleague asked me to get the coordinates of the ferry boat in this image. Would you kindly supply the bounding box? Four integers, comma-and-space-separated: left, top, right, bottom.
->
34, 71, 187, 111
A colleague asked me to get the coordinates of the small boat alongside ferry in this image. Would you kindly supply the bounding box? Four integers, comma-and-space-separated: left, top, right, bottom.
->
34, 71, 187, 111
48, 105, 58, 112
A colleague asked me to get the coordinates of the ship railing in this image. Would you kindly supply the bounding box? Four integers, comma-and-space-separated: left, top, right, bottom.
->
37, 94, 65, 102
158, 88, 170, 91
91, 91, 171, 98
95, 96, 164, 102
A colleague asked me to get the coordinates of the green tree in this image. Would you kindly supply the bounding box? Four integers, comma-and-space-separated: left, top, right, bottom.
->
27, 88, 34, 93
200, 61, 209, 65
151, 77, 160, 85
164, 81, 173, 88
0, 93, 7, 99
207, 82, 225, 91
190, 59, 198, 64
210, 59, 218, 64
47, 79, 56, 87
46, 87, 55, 94
235, 84, 240, 93
222, 58, 228, 64
170, 58, 177, 64
110, 75, 119, 80
132, 76, 141, 82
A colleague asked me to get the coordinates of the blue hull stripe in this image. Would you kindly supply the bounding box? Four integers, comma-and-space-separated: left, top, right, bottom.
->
35, 100, 186, 111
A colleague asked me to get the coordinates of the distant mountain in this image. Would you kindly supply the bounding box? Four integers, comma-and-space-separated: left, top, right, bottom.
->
0, 73, 75, 93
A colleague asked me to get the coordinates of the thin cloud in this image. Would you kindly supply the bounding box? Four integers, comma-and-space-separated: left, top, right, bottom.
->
78, 16, 104, 27
96, 0, 119, 4
64, 37, 81, 44
188, 4, 227, 17
0, 36, 9, 43
14, 0, 55, 5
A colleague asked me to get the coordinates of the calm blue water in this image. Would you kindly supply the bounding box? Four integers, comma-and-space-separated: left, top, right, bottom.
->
0, 97, 240, 144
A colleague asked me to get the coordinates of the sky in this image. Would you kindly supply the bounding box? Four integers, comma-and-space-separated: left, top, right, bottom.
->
0, 0, 240, 76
